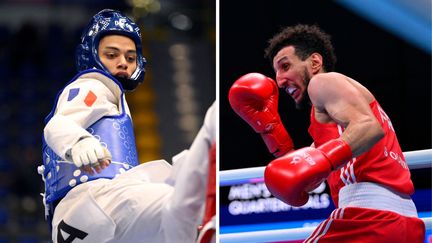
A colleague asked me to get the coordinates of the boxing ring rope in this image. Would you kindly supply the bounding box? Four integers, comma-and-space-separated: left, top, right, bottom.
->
220, 149, 432, 186
220, 149, 432, 242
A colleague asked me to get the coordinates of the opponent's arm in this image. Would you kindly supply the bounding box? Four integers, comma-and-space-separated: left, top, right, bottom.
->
229, 73, 294, 157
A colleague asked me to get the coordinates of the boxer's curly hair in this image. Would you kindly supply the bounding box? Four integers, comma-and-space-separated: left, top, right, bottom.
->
264, 24, 336, 72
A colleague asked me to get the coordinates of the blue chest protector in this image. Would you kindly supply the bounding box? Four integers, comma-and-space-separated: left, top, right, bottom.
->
40, 70, 139, 212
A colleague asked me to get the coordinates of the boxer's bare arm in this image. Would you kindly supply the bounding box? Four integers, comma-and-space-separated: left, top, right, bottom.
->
308, 73, 384, 157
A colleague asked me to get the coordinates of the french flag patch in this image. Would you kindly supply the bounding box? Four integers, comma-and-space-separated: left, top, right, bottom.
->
84, 91, 97, 107
67, 88, 79, 101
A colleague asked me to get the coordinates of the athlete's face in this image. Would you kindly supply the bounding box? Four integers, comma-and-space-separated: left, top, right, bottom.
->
272, 46, 312, 108
98, 35, 137, 79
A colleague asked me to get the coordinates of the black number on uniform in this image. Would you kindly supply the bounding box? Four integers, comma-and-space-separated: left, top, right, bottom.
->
57, 220, 88, 243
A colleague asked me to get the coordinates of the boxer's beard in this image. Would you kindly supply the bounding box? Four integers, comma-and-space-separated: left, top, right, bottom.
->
295, 69, 312, 110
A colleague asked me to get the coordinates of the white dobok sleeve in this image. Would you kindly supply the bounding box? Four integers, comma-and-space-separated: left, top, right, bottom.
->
44, 75, 121, 160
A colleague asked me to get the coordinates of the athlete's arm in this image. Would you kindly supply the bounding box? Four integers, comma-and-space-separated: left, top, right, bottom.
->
264, 73, 384, 206
44, 76, 119, 173
229, 73, 294, 157
308, 72, 384, 157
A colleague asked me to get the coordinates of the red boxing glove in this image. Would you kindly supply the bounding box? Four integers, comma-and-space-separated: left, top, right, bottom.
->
229, 73, 294, 157
264, 139, 352, 206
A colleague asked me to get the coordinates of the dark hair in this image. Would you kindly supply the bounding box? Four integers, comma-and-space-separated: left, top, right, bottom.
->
264, 24, 336, 72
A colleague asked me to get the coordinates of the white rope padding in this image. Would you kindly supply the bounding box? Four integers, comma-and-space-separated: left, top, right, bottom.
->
220, 149, 432, 186
220, 217, 432, 243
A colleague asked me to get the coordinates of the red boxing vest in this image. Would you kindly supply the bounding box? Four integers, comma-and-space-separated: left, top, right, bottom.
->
308, 100, 414, 207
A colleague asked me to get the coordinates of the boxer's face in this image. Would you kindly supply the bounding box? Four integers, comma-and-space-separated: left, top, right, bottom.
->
273, 45, 311, 106
98, 35, 137, 79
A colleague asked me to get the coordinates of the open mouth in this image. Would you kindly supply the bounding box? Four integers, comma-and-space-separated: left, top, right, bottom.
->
115, 72, 129, 79
286, 86, 297, 96
286, 86, 302, 101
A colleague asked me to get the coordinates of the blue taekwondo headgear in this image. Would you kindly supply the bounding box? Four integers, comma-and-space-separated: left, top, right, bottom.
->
76, 9, 146, 90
